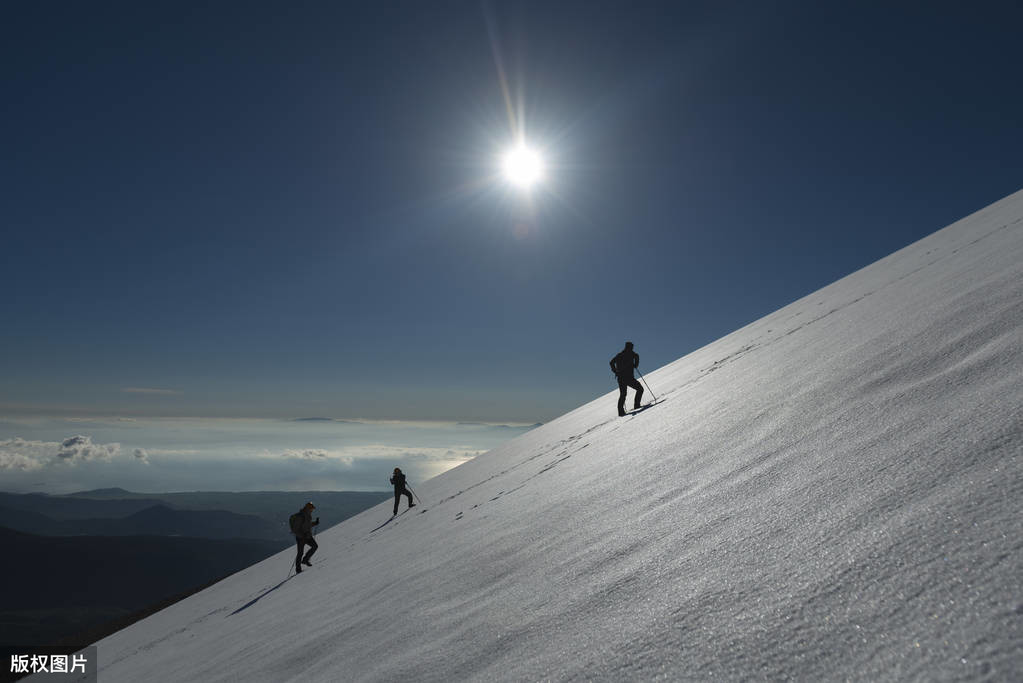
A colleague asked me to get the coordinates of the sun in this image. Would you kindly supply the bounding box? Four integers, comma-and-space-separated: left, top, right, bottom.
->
501, 145, 544, 189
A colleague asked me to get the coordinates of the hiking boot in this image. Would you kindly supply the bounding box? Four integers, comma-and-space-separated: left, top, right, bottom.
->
302, 560, 312, 567
295, 566, 302, 574
409, 503, 416, 509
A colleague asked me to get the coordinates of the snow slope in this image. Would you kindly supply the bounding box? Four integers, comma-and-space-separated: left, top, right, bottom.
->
70, 190, 1023, 681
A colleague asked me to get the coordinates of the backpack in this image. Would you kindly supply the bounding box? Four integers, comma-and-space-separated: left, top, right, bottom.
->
288, 512, 303, 535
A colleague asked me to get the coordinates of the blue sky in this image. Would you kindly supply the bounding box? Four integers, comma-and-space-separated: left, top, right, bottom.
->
3, 1, 1022, 425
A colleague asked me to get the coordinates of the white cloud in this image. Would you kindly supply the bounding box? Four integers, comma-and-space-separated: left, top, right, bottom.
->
0, 435, 127, 469
287, 449, 328, 459
133, 448, 150, 464
57, 435, 120, 462
0, 437, 52, 462
275, 444, 480, 467
280, 449, 356, 466
401, 450, 478, 463
0, 448, 45, 471
275, 444, 478, 466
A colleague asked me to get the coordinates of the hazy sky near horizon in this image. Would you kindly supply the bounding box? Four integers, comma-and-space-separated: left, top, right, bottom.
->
0, 415, 537, 494
3, 1, 1022, 425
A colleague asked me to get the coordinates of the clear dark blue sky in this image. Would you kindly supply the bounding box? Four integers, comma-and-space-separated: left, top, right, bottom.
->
3, 1, 1021, 422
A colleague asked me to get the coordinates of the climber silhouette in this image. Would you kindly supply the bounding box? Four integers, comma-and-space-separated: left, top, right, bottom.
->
610, 341, 643, 417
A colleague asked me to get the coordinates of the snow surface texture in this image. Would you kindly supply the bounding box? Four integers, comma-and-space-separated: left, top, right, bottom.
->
58, 191, 1023, 681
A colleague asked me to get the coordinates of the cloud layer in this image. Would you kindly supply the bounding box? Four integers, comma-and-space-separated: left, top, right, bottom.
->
0, 435, 124, 470
278, 444, 478, 467
0, 417, 527, 492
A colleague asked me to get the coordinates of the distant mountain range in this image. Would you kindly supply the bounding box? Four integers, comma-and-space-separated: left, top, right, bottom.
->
0, 490, 389, 541
0, 489, 389, 651
0, 526, 282, 648
0, 503, 279, 540
0, 491, 169, 521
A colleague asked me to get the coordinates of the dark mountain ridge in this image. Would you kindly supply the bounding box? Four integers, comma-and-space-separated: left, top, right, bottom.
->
0, 526, 283, 647
0, 502, 282, 541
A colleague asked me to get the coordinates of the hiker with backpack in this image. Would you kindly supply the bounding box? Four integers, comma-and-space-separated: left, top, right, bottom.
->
610, 341, 644, 416
289, 501, 319, 574
390, 467, 416, 516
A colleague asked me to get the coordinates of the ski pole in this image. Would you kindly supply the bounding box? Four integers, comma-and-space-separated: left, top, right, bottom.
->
636, 368, 657, 401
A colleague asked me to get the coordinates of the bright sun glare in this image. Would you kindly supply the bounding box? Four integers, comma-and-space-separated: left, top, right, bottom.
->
501, 145, 544, 188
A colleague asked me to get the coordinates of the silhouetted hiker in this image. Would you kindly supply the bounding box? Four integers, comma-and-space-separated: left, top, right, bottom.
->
289, 501, 319, 574
390, 467, 416, 516
610, 341, 644, 416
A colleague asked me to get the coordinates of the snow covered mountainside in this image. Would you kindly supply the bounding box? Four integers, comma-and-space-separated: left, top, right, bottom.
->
76, 191, 1022, 681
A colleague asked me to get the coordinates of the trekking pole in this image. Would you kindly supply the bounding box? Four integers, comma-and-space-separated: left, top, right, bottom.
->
405, 484, 421, 507
636, 368, 658, 401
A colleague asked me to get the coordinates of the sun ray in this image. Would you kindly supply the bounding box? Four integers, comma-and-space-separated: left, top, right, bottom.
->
483, 4, 518, 139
